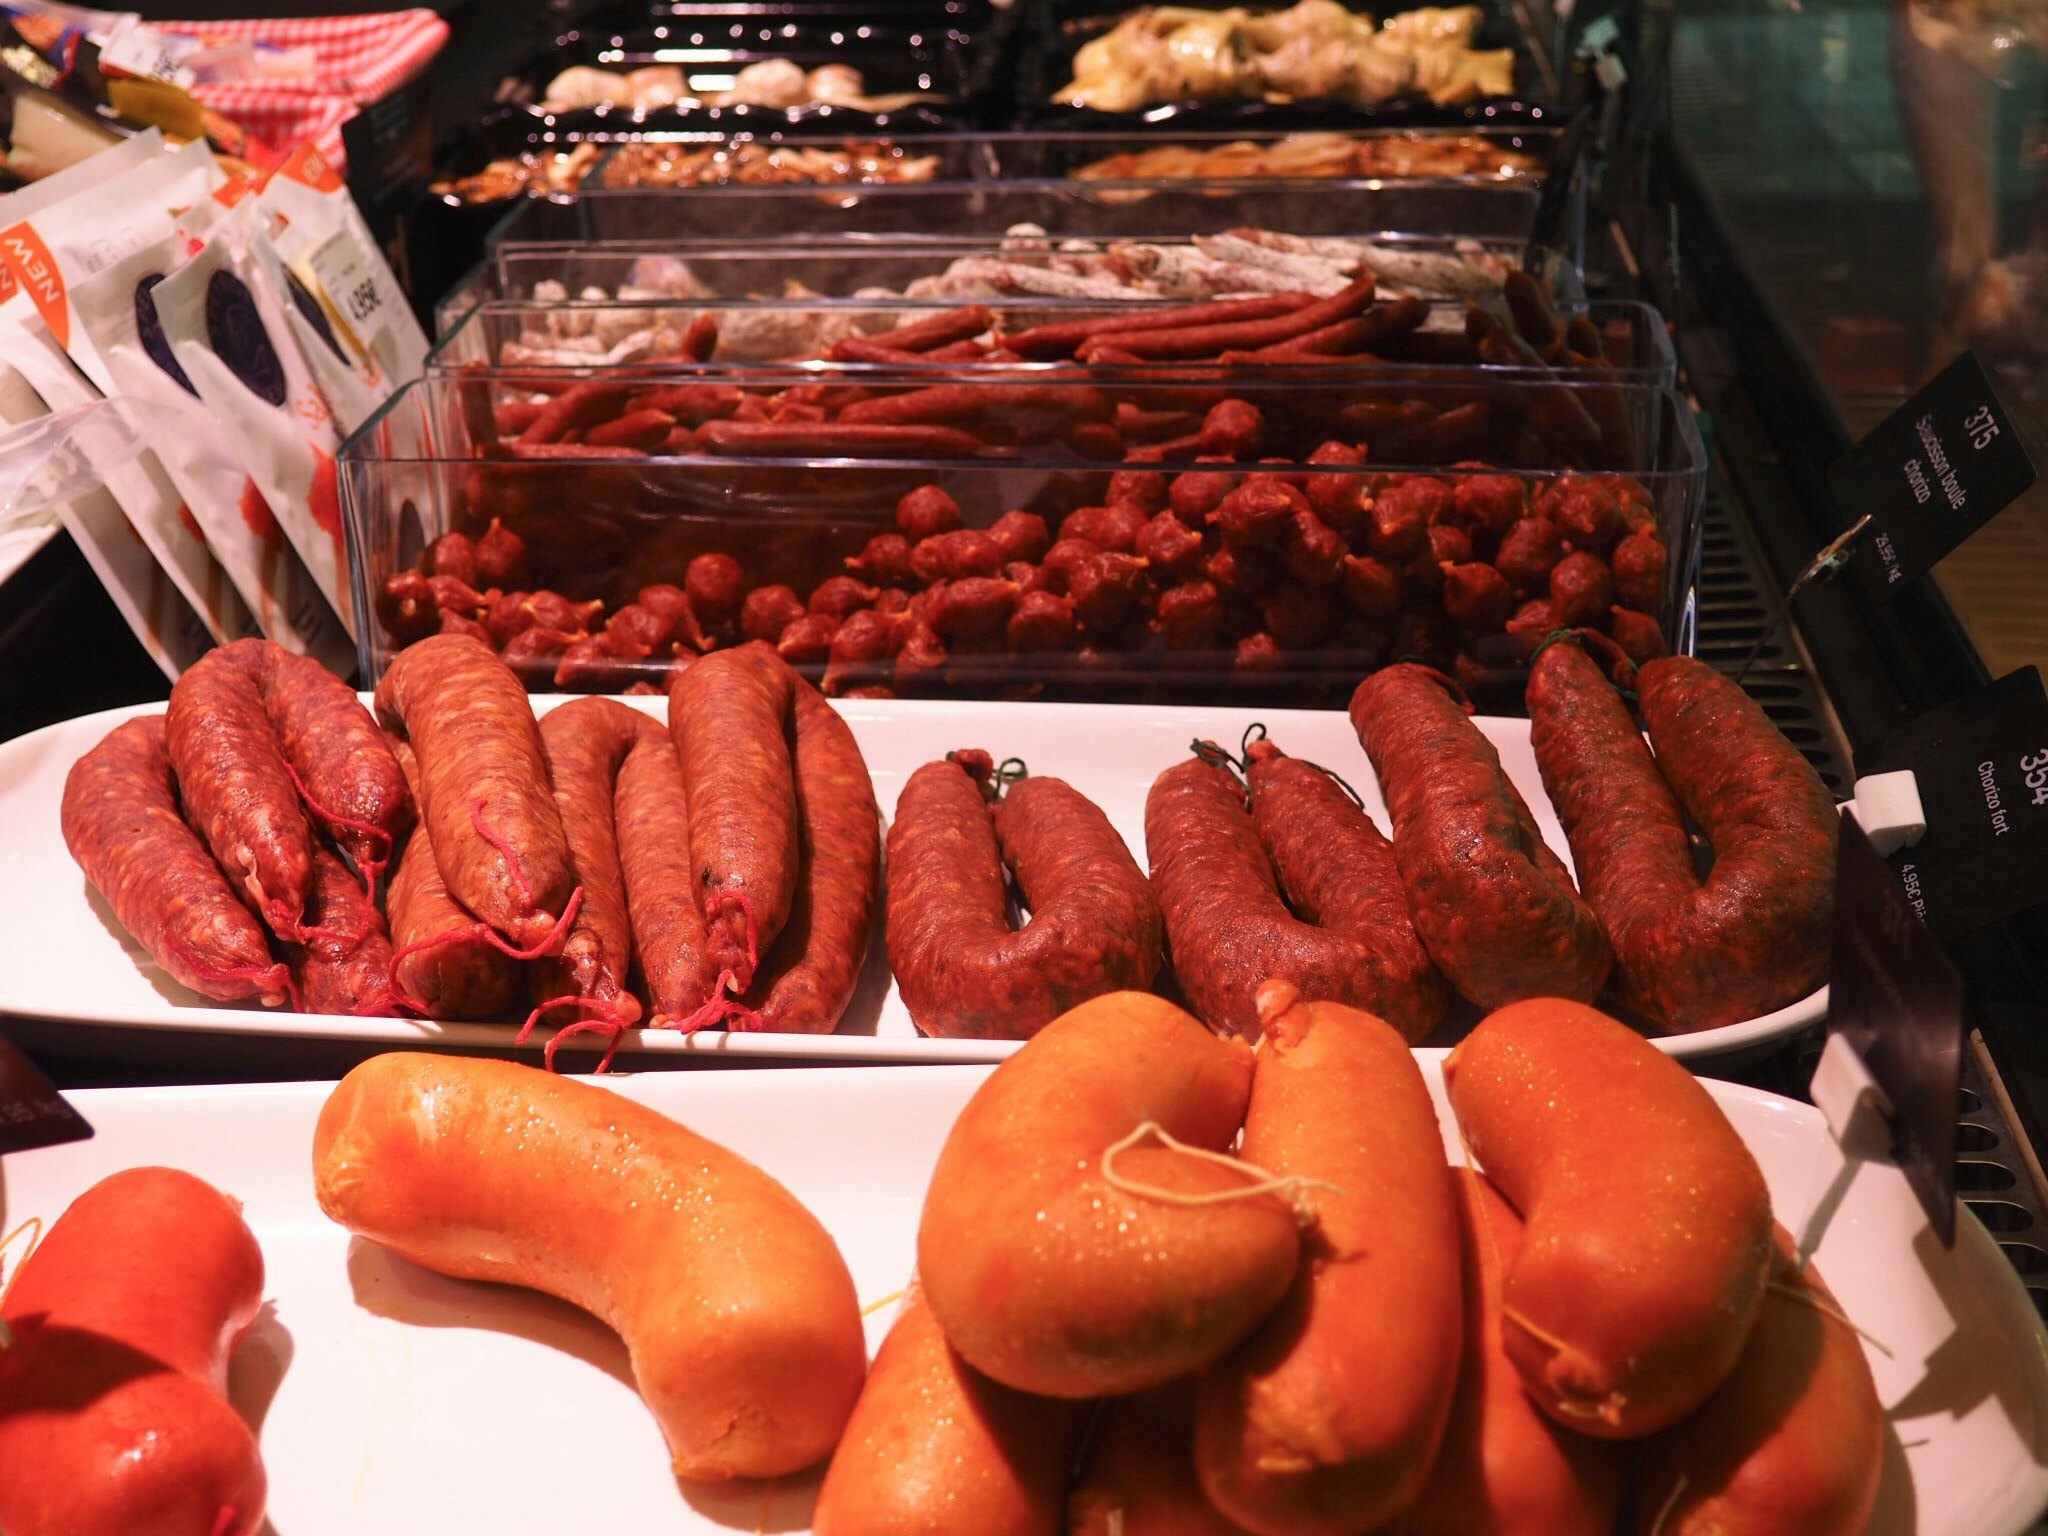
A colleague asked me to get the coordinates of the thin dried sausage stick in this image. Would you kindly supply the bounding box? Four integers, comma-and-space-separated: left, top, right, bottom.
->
694, 421, 988, 457
1006, 295, 1311, 361
256, 643, 412, 889
886, 752, 1162, 1039
167, 645, 315, 940
667, 641, 800, 1002
384, 742, 523, 1021
375, 634, 577, 953
1244, 737, 1450, 1042
1349, 663, 1611, 1007
750, 683, 880, 1034
533, 698, 651, 1033
827, 304, 995, 357
61, 715, 292, 1007
1078, 277, 1377, 362
615, 730, 733, 1035
292, 848, 403, 1017
1144, 749, 1426, 1042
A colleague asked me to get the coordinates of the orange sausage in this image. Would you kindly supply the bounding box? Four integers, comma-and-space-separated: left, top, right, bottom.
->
1194, 983, 1463, 1535
813, 1282, 1080, 1536
917, 990, 1301, 1399
1443, 998, 1772, 1438
1071, 1382, 1259, 1536
1633, 1232, 1884, 1536
1390, 1170, 1625, 1536
313, 1052, 867, 1480
0, 1167, 266, 1536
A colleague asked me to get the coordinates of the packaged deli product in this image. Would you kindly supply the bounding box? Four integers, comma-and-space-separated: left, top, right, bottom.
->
71, 229, 355, 670
151, 198, 357, 638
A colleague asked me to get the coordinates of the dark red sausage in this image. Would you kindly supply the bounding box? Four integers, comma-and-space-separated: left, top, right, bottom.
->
749, 683, 880, 1034
0, 1168, 267, 1536
375, 635, 575, 953
615, 729, 726, 1029
291, 849, 402, 1017
256, 644, 413, 888
61, 716, 291, 1007
667, 641, 800, 999
886, 754, 1162, 1039
166, 646, 314, 939
1145, 750, 1428, 1041
1244, 738, 1450, 1042
384, 743, 522, 1021
535, 698, 653, 1028
1529, 647, 1838, 1031
1349, 664, 1611, 1007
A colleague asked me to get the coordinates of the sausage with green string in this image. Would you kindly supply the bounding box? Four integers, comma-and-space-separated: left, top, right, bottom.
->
886, 750, 1161, 1039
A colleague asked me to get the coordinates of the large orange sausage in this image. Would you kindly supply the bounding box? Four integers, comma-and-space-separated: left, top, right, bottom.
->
813, 1283, 1080, 1536
1390, 1170, 1625, 1536
1633, 1232, 1884, 1536
1444, 998, 1772, 1438
313, 1052, 867, 1480
0, 1167, 266, 1536
1194, 983, 1462, 1535
917, 991, 1301, 1399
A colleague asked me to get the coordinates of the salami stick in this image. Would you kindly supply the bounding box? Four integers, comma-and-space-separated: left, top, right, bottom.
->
1078, 277, 1377, 362
750, 683, 881, 1034
668, 642, 800, 1002
1350, 663, 1611, 1007
375, 634, 577, 953
61, 716, 292, 1007
1006, 294, 1311, 361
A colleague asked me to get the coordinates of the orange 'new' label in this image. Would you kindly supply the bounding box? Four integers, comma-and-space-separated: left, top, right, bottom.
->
276, 142, 345, 195
0, 223, 67, 349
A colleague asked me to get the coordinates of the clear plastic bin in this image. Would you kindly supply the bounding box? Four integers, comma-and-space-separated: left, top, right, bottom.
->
343, 370, 1704, 711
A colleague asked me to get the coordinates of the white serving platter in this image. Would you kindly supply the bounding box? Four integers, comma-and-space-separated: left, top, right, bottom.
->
0, 1063, 2041, 1536
0, 696, 1826, 1069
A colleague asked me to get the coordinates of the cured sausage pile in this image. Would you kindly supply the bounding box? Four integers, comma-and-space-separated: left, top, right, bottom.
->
816, 987, 1886, 1536
381, 457, 1670, 707
58, 635, 881, 1064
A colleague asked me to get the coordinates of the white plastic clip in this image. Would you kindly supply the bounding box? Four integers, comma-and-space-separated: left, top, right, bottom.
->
1850, 770, 1927, 856
1811, 1032, 1896, 1161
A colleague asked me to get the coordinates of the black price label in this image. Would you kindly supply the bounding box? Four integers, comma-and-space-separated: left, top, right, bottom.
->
1861, 668, 2048, 939
1828, 353, 2037, 600
0, 1033, 91, 1156
1831, 816, 1965, 1245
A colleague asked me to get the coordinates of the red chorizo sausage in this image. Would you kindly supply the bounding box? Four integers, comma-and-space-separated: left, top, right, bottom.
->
166, 645, 315, 939
1633, 1233, 1884, 1536
61, 715, 291, 1007
1349, 663, 1611, 1007
1244, 737, 1450, 1042
0, 1167, 267, 1536
534, 698, 651, 1030
375, 634, 576, 953
385, 743, 523, 1021
615, 729, 728, 1031
256, 643, 412, 888
1144, 749, 1429, 1041
667, 642, 801, 1001
1389, 1170, 1625, 1536
749, 683, 880, 1034
292, 848, 402, 1017
886, 752, 1162, 1039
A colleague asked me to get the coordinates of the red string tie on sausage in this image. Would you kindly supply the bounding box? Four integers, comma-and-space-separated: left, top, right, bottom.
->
470, 796, 537, 911
519, 994, 637, 1075
283, 762, 394, 890
385, 888, 589, 1017
163, 943, 297, 1011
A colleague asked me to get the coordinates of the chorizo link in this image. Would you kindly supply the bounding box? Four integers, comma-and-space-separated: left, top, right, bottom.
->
535, 698, 650, 1027
61, 715, 291, 1007
667, 642, 800, 998
615, 730, 729, 1029
257, 644, 412, 888
166, 645, 315, 939
887, 753, 1162, 1039
1349, 663, 1611, 1007
292, 849, 402, 1017
750, 683, 881, 1034
375, 634, 575, 952
1528, 650, 1836, 1031
1244, 737, 1450, 1041
1145, 750, 1423, 1041
385, 743, 522, 1021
